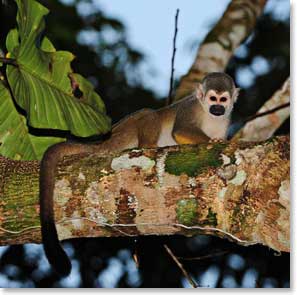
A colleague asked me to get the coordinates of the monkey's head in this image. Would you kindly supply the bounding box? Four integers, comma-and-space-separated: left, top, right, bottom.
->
196, 72, 240, 118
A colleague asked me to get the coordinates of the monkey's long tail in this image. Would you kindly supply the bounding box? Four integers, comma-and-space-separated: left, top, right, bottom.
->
39, 142, 94, 277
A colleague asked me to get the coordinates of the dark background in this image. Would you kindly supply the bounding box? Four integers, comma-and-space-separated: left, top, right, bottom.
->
0, 0, 290, 288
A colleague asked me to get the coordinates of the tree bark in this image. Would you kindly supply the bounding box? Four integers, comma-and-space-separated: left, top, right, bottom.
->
0, 136, 290, 253
174, 0, 267, 101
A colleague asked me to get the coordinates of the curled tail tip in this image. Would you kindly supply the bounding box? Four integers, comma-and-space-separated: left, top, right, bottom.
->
53, 256, 72, 277
41, 223, 72, 277
43, 241, 72, 277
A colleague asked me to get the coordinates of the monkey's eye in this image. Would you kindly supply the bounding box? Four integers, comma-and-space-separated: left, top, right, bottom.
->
220, 97, 227, 102
210, 96, 217, 102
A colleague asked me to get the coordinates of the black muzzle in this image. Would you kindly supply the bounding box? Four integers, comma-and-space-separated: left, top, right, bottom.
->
209, 105, 225, 116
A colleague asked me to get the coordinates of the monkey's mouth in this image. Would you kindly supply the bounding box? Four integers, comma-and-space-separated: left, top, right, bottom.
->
209, 105, 225, 116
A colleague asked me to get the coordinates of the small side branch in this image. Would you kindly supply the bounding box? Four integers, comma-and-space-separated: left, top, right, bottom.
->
164, 244, 198, 288
177, 250, 229, 261
242, 103, 290, 124
236, 77, 290, 141
167, 9, 179, 106
0, 57, 17, 66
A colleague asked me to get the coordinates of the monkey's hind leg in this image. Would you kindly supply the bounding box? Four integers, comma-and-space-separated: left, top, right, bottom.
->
39, 142, 93, 276
137, 112, 161, 148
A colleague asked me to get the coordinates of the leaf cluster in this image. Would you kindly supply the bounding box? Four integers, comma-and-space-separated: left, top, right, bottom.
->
0, 0, 111, 160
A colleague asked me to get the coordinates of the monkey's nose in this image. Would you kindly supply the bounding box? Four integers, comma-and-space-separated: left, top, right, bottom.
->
210, 105, 225, 116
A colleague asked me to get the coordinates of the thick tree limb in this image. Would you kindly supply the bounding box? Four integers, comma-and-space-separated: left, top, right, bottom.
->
235, 78, 290, 141
174, 0, 267, 101
0, 136, 290, 253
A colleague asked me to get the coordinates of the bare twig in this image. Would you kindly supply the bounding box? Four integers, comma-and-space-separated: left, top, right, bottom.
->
166, 9, 179, 106
164, 244, 198, 288
242, 102, 290, 124
133, 238, 140, 268
0, 57, 17, 66
177, 250, 229, 261
133, 252, 140, 268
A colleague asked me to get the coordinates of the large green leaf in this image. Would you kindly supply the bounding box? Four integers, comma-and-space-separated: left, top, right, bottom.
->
0, 81, 64, 160
6, 0, 111, 137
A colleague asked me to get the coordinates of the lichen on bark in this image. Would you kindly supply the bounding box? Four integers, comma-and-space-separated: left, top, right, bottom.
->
0, 136, 290, 253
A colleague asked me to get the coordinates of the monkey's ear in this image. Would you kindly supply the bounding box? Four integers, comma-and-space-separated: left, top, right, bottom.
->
195, 83, 204, 100
232, 87, 240, 102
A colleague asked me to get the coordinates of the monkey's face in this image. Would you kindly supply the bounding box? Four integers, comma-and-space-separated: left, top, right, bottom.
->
196, 76, 240, 118
205, 90, 231, 117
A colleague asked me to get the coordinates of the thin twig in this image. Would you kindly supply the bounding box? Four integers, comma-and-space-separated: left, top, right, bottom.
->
0, 57, 17, 66
164, 244, 198, 288
177, 250, 229, 261
242, 102, 290, 124
133, 252, 140, 268
166, 9, 179, 106
133, 238, 140, 268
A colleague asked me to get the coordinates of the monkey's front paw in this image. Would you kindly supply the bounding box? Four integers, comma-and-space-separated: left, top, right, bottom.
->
209, 138, 225, 144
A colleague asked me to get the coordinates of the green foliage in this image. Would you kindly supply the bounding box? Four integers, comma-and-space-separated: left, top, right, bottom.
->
0, 0, 111, 160
0, 81, 63, 160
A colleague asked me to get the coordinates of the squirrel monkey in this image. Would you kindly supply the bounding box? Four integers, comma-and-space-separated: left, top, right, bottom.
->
39, 72, 239, 276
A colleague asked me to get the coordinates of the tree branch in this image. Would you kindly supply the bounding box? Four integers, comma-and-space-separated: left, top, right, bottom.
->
235, 77, 290, 141
174, 0, 267, 101
0, 136, 290, 253
242, 102, 290, 124
164, 244, 198, 288
167, 9, 180, 106
0, 57, 17, 66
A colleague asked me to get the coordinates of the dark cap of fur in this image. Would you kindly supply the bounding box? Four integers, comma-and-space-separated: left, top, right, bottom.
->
202, 72, 235, 94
